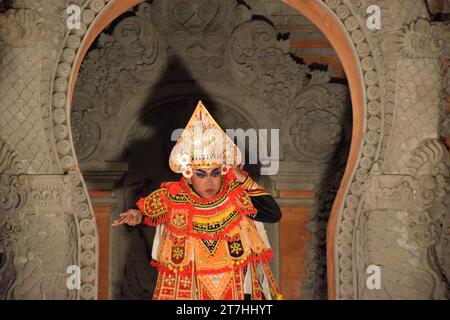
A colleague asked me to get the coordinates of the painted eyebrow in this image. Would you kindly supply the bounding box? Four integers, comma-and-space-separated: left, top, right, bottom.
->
211, 168, 220, 174
195, 169, 207, 174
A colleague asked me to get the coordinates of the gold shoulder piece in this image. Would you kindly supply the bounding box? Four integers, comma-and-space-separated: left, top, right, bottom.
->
242, 176, 270, 197
137, 188, 169, 225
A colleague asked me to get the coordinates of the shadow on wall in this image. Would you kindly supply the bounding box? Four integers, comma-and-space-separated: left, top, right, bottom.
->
0, 0, 12, 13
303, 92, 352, 300
113, 55, 262, 299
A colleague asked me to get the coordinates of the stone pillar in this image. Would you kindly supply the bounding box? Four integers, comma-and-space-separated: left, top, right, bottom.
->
80, 161, 128, 300
356, 19, 450, 299
0, 1, 96, 300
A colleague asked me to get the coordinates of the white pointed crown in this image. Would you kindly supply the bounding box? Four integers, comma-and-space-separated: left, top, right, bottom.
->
169, 100, 242, 178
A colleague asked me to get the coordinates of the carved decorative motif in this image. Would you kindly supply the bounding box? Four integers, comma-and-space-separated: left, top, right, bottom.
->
381, 18, 449, 59
71, 100, 102, 161
0, 173, 79, 299
0, 9, 41, 47
151, 0, 250, 78
0, 250, 16, 300
283, 84, 350, 162
317, 0, 450, 300
358, 139, 449, 299
0, 140, 27, 215
75, 2, 164, 118
0, 40, 55, 173
383, 58, 442, 173
228, 20, 313, 107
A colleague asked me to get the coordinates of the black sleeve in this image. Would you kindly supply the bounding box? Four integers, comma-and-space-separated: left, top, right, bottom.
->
249, 195, 282, 223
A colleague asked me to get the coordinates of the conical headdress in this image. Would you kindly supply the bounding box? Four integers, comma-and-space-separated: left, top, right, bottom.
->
169, 101, 242, 178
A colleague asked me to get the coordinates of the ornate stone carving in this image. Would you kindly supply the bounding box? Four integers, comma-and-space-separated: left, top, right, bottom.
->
316, 0, 450, 300
71, 95, 102, 162
282, 84, 350, 162
22, 175, 72, 213
75, 2, 164, 118
358, 139, 449, 299
151, 0, 250, 78
381, 18, 449, 59
0, 9, 41, 47
228, 19, 314, 107
0, 140, 27, 215
73, 0, 335, 165
63, 168, 98, 299
0, 34, 55, 174
383, 59, 442, 173
0, 250, 16, 300
0, 214, 28, 250
0, 173, 80, 299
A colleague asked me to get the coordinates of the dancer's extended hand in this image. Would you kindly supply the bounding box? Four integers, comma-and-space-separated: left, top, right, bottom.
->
111, 209, 142, 227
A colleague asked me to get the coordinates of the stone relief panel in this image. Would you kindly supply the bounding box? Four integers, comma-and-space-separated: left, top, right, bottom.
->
72, 0, 334, 164
0, 10, 56, 174
0, 173, 79, 299
75, 2, 165, 119
358, 139, 449, 299
0, 139, 27, 215
312, 0, 450, 300
151, 0, 251, 79
377, 17, 450, 168
0, 1, 92, 299
72, 2, 166, 163
383, 58, 442, 173
228, 19, 310, 107
276, 80, 350, 300
282, 84, 350, 163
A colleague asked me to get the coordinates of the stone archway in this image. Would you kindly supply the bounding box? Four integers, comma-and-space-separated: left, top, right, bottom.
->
46, 0, 450, 301
0, 0, 446, 301
283, 0, 366, 300
1, 0, 447, 301
54, 0, 366, 299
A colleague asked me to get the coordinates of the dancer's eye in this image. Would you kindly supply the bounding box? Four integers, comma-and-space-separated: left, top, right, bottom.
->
195, 172, 206, 178
211, 169, 220, 177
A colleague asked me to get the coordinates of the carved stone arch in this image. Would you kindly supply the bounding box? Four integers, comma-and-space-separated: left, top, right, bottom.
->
283, 0, 370, 299
54, 0, 369, 300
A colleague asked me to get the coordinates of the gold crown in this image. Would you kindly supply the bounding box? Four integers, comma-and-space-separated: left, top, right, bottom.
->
169, 100, 242, 178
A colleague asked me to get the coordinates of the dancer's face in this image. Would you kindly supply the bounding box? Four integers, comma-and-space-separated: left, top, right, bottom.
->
189, 165, 222, 198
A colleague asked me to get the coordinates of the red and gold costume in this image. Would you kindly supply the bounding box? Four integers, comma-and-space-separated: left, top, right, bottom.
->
136, 101, 282, 300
